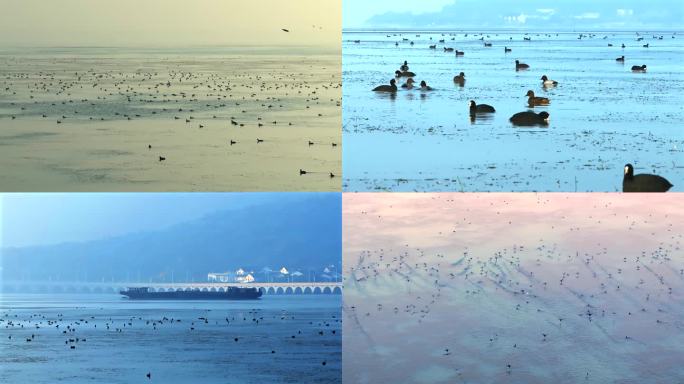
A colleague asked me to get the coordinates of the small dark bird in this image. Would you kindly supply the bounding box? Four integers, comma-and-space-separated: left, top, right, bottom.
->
146, 372, 151, 379
395, 70, 416, 78
330, 172, 335, 178
419, 80, 433, 91
504, 47, 512, 52
148, 145, 152, 149
308, 141, 314, 146
515, 60, 529, 70
631, 65, 647, 72
623, 164, 672, 192
526, 90, 550, 106
541, 75, 558, 86
469, 100, 495, 114
256, 139, 264, 143
453, 72, 465, 84
300, 169, 307, 175
372, 79, 397, 92
159, 156, 166, 162
616, 55, 625, 62
230, 140, 236, 145
510, 111, 550, 126
282, 29, 290, 33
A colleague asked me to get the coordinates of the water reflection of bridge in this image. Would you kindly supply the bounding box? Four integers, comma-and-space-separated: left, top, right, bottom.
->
0, 281, 342, 295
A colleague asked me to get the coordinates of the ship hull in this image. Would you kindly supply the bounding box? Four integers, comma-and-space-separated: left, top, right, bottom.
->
120, 289, 262, 300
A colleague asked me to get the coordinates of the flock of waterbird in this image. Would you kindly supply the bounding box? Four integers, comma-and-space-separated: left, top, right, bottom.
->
1, 306, 339, 380
344, 195, 684, 381
1, 50, 340, 179
367, 31, 675, 192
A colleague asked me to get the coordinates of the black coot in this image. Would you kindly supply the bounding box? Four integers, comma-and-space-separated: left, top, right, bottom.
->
623, 164, 672, 192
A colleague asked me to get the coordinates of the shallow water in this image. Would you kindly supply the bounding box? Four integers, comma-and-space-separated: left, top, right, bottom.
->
0, 294, 341, 383
343, 194, 684, 383
0, 47, 341, 191
343, 30, 684, 191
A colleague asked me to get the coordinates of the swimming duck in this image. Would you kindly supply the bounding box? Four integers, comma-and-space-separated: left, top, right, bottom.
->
623, 164, 672, 192
631, 65, 647, 72
616, 55, 625, 62
515, 60, 529, 70
401, 78, 416, 89
469, 100, 495, 114
419, 81, 433, 91
455, 50, 464, 56
504, 47, 512, 52
509, 111, 549, 126
540, 75, 558, 87
395, 70, 416, 78
444, 47, 454, 52
526, 90, 550, 106
453, 72, 465, 85
400, 61, 409, 71
372, 79, 397, 92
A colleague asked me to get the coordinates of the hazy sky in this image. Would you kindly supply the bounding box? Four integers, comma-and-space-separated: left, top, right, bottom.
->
0, 193, 325, 248
343, 0, 684, 29
0, 0, 340, 47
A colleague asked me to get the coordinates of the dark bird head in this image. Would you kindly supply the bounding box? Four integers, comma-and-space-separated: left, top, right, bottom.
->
541, 75, 548, 81
420, 80, 427, 87
624, 163, 634, 178
538, 111, 550, 120
395, 70, 402, 76
526, 90, 535, 97
390, 79, 396, 85
469, 100, 476, 108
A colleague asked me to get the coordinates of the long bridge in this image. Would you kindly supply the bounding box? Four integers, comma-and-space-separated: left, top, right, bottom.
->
0, 281, 342, 295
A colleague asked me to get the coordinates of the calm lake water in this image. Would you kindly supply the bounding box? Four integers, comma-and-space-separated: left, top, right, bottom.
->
0, 294, 341, 383
343, 30, 684, 192
0, 47, 341, 192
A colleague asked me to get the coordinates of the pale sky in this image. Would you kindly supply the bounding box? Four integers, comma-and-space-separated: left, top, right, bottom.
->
0, 0, 340, 47
343, 0, 684, 29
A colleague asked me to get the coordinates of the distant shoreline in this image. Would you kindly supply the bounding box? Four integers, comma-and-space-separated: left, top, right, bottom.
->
0, 45, 341, 56
343, 28, 683, 34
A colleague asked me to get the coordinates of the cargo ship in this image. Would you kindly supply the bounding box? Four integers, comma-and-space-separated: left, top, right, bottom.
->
120, 286, 262, 300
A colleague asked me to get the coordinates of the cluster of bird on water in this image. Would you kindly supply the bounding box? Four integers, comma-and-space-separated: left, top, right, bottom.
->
373, 59, 559, 127
370, 51, 673, 192
0, 59, 341, 180
1, 307, 340, 380
344, 195, 683, 381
